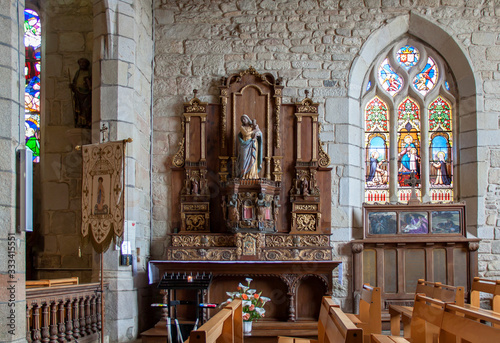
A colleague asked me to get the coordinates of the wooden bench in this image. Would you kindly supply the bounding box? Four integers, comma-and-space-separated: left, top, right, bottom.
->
278, 296, 362, 343
185, 298, 242, 343
373, 294, 446, 343
374, 294, 500, 343
345, 283, 381, 342
26, 277, 79, 288
388, 279, 464, 337
467, 277, 500, 311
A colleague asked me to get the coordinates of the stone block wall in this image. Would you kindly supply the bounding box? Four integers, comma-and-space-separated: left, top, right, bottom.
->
152, 0, 500, 309
35, 0, 94, 282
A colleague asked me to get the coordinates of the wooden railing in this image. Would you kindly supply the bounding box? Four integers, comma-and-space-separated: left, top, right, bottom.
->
26, 283, 104, 343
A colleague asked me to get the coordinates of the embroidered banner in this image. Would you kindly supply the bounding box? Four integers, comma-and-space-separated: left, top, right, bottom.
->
81, 140, 125, 253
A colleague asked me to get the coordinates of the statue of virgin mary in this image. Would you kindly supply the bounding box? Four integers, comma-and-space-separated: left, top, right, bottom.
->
236, 114, 263, 179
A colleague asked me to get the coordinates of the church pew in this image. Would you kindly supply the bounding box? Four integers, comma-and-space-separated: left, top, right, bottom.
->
345, 283, 381, 342
388, 279, 464, 337
467, 277, 500, 311
373, 294, 446, 343
439, 303, 500, 343
186, 298, 242, 343
278, 296, 362, 343
26, 276, 79, 288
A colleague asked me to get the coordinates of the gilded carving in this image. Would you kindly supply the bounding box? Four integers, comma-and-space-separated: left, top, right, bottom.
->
172, 137, 185, 168
275, 96, 281, 149
264, 248, 332, 261
221, 97, 227, 149
185, 214, 206, 231
183, 204, 208, 211
318, 124, 331, 168
296, 214, 317, 231
295, 204, 318, 211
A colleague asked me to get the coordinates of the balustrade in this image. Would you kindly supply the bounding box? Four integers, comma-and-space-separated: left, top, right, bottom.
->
26, 283, 104, 343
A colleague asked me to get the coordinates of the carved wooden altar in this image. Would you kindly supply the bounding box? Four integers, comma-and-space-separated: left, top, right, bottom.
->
170, 67, 333, 260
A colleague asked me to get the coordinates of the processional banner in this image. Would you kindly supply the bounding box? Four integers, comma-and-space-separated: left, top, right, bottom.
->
81, 140, 125, 253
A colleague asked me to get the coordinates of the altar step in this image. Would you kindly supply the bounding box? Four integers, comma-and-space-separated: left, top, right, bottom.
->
141, 320, 318, 343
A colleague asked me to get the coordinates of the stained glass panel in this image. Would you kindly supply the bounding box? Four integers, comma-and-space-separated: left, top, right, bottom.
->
397, 45, 419, 69
397, 98, 421, 192
24, 9, 41, 162
413, 57, 438, 96
378, 58, 403, 96
365, 97, 389, 203
429, 97, 453, 202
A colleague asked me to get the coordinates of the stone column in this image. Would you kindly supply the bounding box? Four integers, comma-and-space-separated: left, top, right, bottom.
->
0, 1, 27, 342
92, 0, 153, 341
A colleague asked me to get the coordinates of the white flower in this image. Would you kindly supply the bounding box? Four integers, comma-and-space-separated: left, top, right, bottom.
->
247, 289, 257, 295
255, 307, 266, 316
245, 278, 253, 284
226, 292, 238, 297
242, 300, 252, 307
260, 296, 271, 304
238, 283, 249, 292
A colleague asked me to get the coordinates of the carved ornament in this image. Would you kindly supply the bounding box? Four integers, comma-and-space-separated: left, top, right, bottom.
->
351, 243, 364, 253
296, 214, 317, 231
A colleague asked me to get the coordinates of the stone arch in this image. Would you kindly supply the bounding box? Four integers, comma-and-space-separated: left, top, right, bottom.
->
348, 11, 482, 235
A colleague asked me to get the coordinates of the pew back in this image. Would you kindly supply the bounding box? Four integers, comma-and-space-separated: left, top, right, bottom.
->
439, 303, 500, 343
347, 283, 381, 342
187, 299, 242, 343
469, 277, 500, 311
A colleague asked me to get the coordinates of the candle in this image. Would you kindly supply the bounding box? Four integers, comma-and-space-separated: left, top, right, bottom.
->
187, 275, 193, 283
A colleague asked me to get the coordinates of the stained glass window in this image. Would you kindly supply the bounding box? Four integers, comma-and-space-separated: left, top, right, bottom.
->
364, 41, 456, 204
397, 45, 419, 69
24, 9, 41, 162
378, 58, 403, 97
365, 97, 389, 203
413, 57, 438, 96
429, 97, 453, 202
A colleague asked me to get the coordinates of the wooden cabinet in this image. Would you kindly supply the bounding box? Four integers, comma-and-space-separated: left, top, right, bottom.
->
352, 203, 479, 310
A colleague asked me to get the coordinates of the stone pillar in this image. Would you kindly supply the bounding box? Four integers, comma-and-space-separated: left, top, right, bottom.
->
92, 0, 153, 341
0, 1, 27, 342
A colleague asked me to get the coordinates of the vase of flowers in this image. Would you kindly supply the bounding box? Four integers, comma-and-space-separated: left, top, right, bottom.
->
222, 278, 270, 333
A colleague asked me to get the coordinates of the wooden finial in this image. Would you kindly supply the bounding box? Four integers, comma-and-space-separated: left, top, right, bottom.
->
305, 90, 310, 98
193, 89, 198, 98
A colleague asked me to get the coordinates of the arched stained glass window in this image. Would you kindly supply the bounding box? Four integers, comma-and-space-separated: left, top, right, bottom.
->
365, 96, 389, 203
24, 9, 41, 162
364, 40, 456, 204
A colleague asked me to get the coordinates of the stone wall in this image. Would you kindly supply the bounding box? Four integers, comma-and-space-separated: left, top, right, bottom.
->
35, 0, 94, 281
152, 0, 500, 309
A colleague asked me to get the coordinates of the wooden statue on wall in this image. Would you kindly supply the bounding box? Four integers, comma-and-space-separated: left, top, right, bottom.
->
70, 58, 92, 129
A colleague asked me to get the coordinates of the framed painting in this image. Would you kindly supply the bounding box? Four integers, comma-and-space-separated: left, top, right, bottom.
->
431, 210, 461, 234
367, 212, 397, 234
400, 211, 428, 234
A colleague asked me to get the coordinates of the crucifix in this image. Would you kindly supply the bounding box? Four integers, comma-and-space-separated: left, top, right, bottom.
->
405, 171, 421, 204
100, 123, 108, 142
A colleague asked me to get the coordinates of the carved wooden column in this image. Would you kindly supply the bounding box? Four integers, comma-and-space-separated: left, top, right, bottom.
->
290, 93, 323, 234
32, 304, 41, 343
27, 306, 32, 343
41, 303, 50, 343
179, 92, 210, 233
57, 301, 65, 342
72, 298, 80, 339
65, 299, 73, 341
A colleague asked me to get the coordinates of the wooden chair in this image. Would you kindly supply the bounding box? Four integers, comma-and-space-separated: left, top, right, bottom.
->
345, 283, 381, 342
186, 298, 242, 343
278, 296, 362, 343
26, 277, 79, 288
388, 279, 464, 337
